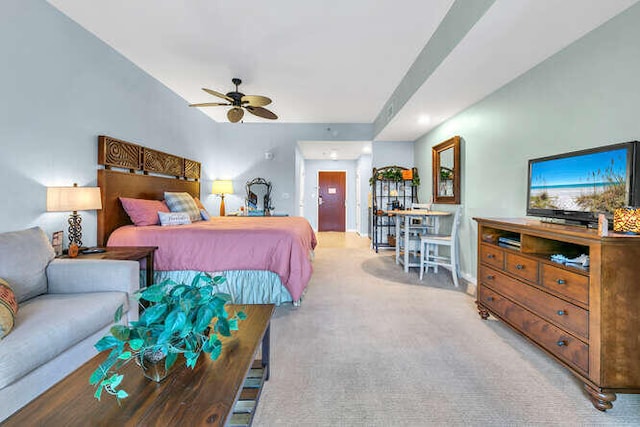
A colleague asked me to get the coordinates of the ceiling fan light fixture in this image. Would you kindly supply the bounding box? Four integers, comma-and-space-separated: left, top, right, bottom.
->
227, 107, 244, 123
190, 78, 278, 123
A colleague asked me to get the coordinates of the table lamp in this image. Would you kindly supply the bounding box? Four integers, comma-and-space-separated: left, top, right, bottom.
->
212, 180, 234, 216
46, 183, 102, 254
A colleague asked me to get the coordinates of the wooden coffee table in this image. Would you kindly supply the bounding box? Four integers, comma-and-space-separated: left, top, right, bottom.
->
4, 304, 275, 427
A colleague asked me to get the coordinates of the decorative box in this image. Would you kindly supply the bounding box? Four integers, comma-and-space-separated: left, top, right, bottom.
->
613, 207, 640, 234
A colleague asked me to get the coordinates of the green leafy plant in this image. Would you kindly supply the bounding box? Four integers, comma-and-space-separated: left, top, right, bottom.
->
89, 273, 246, 402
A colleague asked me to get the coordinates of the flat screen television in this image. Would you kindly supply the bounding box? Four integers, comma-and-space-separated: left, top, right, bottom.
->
526, 141, 640, 226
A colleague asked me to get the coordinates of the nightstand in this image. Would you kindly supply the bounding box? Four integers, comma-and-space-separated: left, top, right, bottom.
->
60, 246, 158, 287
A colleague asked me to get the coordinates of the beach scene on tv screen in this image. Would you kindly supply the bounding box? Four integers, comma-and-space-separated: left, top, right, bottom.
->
529, 148, 628, 214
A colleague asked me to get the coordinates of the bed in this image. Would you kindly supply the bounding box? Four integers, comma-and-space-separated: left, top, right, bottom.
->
96, 135, 316, 305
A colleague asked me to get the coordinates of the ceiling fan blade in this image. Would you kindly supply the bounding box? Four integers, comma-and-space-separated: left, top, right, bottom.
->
245, 106, 278, 120
241, 95, 272, 107
202, 88, 233, 102
227, 107, 244, 123
189, 102, 231, 107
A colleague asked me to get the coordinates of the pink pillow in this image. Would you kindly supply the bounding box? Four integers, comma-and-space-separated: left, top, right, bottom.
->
119, 197, 169, 226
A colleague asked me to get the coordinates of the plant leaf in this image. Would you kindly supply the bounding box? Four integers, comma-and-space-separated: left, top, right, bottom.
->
164, 309, 187, 333
139, 303, 168, 326
228, 318, 238, 331
116, 390, 128, 399
94, 385, 103, 401
165, 351, 178, 371
140, 284, 167, 303
95, 335, 121, 352
118, 351, 132, 360
110, 374, 124, 388
110, 325, 130, 341
216, 317, 230, 336
128, 338, 144, 351
114, 305, 124, 323
236, 310, 247, 320
194, 306, 214, 333
212, 275, 227, 285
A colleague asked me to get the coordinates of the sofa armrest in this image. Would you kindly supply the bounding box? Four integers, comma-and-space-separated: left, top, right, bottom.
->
46, 259, 139, 296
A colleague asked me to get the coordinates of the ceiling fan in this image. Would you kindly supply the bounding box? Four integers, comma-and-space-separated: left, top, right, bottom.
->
189, 78, 278, 123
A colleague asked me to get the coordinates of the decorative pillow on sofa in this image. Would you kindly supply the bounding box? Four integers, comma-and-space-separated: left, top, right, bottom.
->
0, 227, 55, 303
164, 192, 201, 222
0, 278, 18, 339
158, 211, 192, 226
119, 197, 170, 226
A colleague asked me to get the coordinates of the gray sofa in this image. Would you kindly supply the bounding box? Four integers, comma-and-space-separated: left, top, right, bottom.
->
0, 227, 139, 421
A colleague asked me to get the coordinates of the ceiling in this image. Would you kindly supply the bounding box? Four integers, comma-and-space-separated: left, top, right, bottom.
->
298, 141, 372, 161
49, 0, 637, 143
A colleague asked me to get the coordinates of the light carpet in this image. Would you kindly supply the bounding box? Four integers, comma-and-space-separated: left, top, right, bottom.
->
252, 232, 640, 426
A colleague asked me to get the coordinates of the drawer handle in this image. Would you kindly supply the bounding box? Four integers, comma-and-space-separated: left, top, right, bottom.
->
486, 296, 494, 302
557, 310, 566, 316
487, 254, 496, 259
556, 279, 566, 285
487, 275, 495, 280
516, 264, 524, 270
557, 340, 567, 347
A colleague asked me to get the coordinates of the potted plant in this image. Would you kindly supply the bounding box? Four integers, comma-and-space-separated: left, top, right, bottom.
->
89, 272, 245, 402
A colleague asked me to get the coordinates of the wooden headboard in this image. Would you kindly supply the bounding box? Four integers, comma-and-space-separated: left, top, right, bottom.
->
97, 136, 201, 246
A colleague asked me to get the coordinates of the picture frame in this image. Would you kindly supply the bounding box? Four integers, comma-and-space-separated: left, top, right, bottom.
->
52, 230, 63, 257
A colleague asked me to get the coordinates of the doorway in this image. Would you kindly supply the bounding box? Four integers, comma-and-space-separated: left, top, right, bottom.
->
318, 171, 346, 231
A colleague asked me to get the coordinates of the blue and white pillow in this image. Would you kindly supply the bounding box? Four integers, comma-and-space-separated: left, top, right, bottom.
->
158, 211, 192, 226
164, 192, 201, 222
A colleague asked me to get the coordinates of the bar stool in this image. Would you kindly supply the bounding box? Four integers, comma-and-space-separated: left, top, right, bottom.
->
419, 205, 462, 287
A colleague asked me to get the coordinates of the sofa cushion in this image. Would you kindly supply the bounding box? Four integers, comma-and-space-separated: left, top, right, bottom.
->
0, 227, 55, 303
0, 292, 128, 390
0, 278, 18, 339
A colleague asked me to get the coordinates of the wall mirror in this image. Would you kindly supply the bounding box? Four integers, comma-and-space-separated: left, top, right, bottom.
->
432, 135, 461, 204
246, 178, 273, 215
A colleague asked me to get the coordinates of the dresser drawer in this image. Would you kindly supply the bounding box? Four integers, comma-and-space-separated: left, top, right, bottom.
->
505, 253, 538, 283
478, 285, 589, 374
480, 266, 588, 340
480, 244, 504, 269
541, 263, 589, 306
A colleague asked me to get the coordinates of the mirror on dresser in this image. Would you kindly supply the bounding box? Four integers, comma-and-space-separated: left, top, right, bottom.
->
432, 135, 461, 204
246, 177, 273, 215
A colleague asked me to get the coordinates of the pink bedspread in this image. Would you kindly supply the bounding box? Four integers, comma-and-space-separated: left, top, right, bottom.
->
107, 216, 317, 300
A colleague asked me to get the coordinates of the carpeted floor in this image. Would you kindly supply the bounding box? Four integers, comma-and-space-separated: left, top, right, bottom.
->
252, 232, 640, 426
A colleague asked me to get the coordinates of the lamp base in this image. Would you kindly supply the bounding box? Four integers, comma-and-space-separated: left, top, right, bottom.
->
220, 195, 226, 217
68, 211, 83, 247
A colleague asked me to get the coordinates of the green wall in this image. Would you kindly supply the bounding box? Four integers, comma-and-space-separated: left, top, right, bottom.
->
414, 3, 640, 285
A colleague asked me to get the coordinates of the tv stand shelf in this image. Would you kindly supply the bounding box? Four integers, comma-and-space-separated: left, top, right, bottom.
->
475, 217, 640, 411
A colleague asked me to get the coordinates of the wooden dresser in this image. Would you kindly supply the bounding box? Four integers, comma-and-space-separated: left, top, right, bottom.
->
474, 218, 640, 411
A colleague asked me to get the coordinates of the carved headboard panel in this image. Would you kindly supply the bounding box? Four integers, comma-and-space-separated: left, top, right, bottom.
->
97, 136, 201, 246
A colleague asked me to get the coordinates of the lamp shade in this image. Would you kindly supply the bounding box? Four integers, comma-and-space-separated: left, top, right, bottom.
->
212, 180, 234, 195
46, 185, 102, 212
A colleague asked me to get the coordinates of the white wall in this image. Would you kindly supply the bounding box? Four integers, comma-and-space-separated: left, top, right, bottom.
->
414, 3, 640, 283
0, 0, 218, 245
303, 160, 358, 231
0, 0, 373, 245
356, 154, 372, 236
372, 141, 414, 169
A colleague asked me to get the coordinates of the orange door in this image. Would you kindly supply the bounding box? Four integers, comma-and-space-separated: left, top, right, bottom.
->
318, 171, 346, 231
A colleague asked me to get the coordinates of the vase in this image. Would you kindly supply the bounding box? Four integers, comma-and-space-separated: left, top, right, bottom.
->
137, 350, 172, 382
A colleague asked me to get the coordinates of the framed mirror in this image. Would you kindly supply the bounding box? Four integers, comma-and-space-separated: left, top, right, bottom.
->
246, 178, 273, 215
432, 135, 460, 204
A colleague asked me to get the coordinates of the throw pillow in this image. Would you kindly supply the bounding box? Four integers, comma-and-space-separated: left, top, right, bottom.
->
194, 198, 211, 220
0, 278, 18, 339
158, 211, 192, 226
120, 198, 169, 226
164, 192, 201, 222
